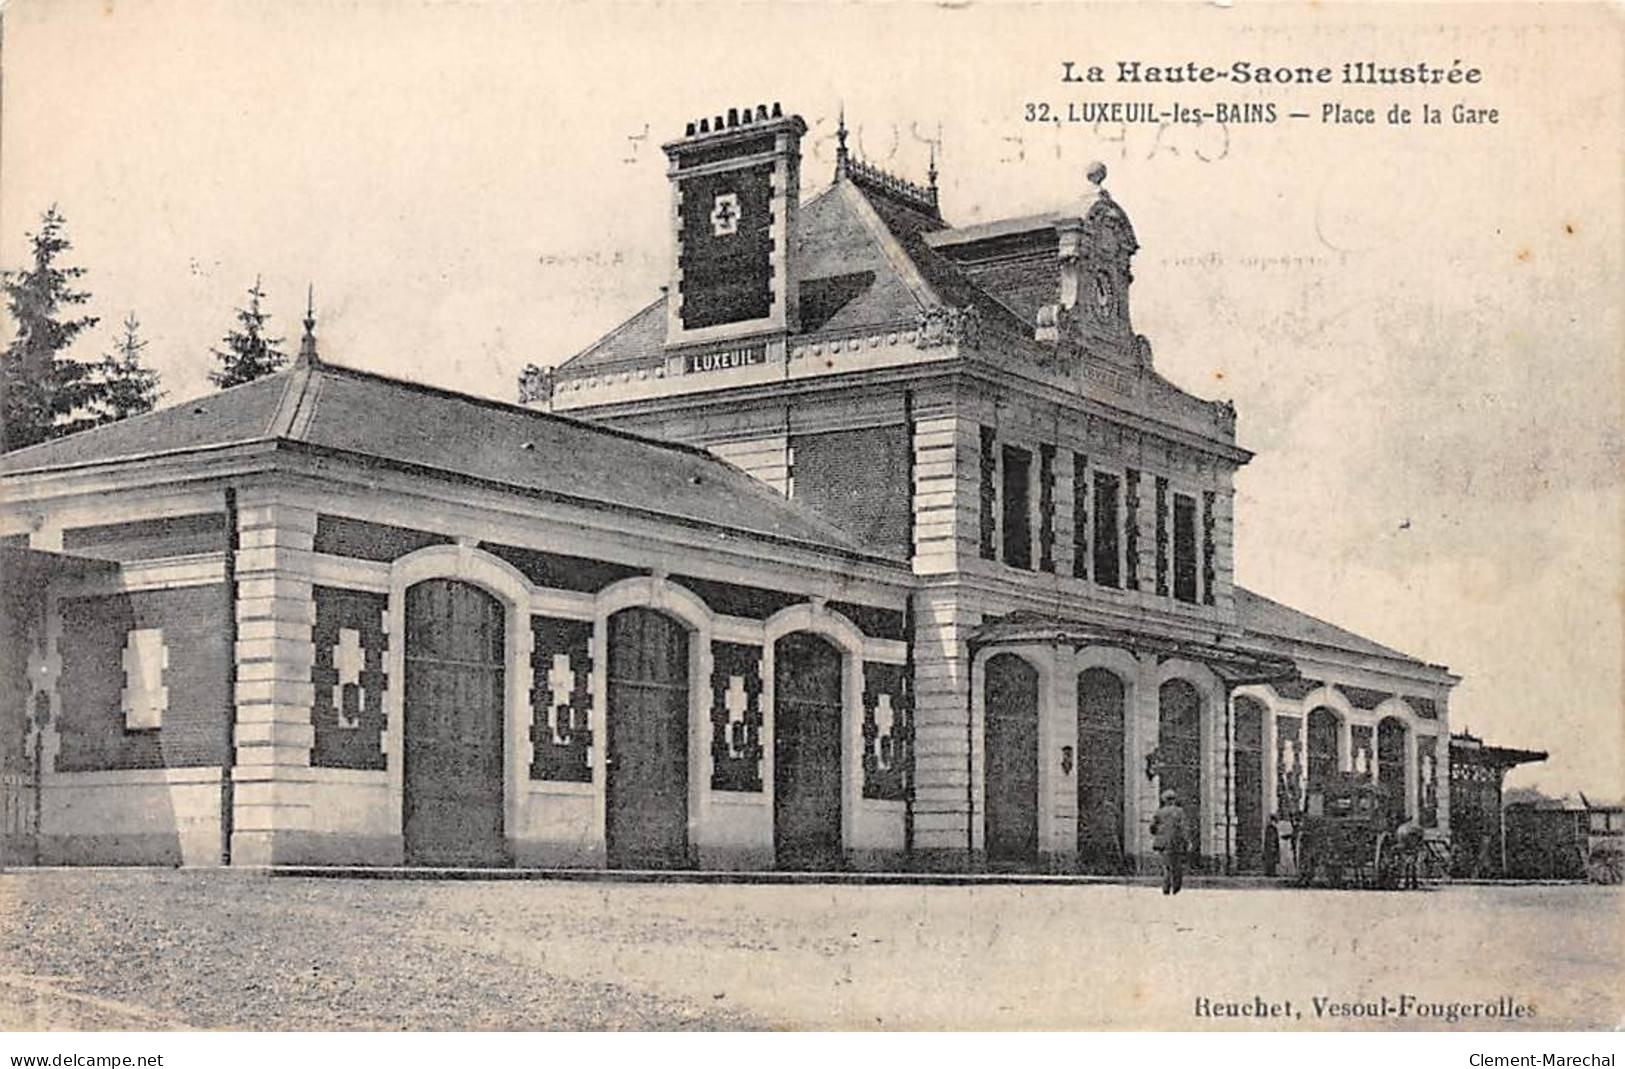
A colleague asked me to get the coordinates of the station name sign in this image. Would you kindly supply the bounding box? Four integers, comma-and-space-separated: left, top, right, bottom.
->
683, 343, 768, 374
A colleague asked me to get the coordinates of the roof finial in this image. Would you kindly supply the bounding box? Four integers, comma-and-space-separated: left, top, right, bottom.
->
927, 139, 939, 204
835, 102, 849, 180
297, 283, 319, 367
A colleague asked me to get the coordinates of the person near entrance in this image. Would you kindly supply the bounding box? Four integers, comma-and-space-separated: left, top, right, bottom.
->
1151, 788, 1190, 895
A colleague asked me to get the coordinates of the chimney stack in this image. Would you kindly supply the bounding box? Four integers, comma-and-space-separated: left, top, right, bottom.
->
661, 102, 806, 349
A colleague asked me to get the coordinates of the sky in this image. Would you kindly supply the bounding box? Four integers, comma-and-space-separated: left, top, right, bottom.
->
3, 1, 1621, 797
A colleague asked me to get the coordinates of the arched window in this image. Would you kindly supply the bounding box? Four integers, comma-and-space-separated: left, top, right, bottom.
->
1158, 679, 1203, 855
773, 632, 844, 870
1077, 668, 1126, 872
1306, 706, 1340, 791
984, 654, 1040, 866
605, 607, 690, 868
1378, 717, 1408, 824
402, 579, 507, 867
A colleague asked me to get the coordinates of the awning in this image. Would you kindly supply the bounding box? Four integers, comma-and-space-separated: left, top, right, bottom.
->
968, 609, 1299, 686
1449, 733, 1548, 769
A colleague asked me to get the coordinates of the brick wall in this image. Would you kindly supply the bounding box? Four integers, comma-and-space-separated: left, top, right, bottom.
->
56, 586, 231, 771
62, 513, 226, 560
313, 514, 452, 561
790, 424, 910, 560
309, 586, 389, 770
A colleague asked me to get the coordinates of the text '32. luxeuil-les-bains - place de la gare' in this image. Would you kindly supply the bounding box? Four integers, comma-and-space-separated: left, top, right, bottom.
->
2, 103, 1470, 874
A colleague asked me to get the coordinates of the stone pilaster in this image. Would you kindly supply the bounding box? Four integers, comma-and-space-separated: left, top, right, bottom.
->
1433, 695, 1451, 837
229, 495, 317, 866
1263, 702, 1279, 819
910, 588, 973, 865
1125, 651, 1160, 868
1054, 450, 1077, 579
1209, 487, 1237, 620
1405, 725, 1422, 823
1048, 645, 1079, 864
912, 415, 966, 576
1127, 469, 1154, 592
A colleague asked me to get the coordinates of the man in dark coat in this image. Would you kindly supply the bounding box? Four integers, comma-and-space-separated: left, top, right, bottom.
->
1151, 788, 1190, 895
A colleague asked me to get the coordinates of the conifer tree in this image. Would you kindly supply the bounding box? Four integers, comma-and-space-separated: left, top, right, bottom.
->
208, 276, 286, 388
86, 312, 164, 425
1, 206, 101, 452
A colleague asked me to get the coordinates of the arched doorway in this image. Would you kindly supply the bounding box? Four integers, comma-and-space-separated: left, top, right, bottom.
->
1377, 717, 1408, 824
403, 579, 507, 867
1307, 707, 1340, 791
984, 654, 1039, 867
1077, 668, 1126, 873
773, 632, 844, 870
1158, 679, 1203, 858
605, 607, 690, 868
1233, 697, 1267, 872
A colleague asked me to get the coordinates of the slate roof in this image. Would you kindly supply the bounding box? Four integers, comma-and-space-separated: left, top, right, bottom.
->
1233, 585, 1425, 666
0, 358, 891, 561
556, 165, 1034, 377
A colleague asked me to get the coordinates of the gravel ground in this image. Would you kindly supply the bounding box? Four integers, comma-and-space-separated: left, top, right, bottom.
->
0, 870, 1619, 1030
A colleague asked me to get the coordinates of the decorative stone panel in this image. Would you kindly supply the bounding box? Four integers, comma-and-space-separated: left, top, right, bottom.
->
709, 641, 763, 792
1276, 715, 1303, 814
1419, 735, 1439, 827
120, 628, 167, 731
1350, 723, 1374, 779
310, 586, 388, 770
56, 587, 231, 772
529, 616, 594, 783
862, 662, 909, 801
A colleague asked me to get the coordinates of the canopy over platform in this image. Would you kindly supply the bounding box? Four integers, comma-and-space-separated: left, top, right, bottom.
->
968, 609, 1299, 686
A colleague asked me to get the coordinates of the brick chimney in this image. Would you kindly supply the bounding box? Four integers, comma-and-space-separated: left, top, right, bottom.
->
662, 102, 805, 350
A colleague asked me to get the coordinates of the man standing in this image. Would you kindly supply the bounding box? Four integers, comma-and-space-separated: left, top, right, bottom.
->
1151, 788, 1190, 895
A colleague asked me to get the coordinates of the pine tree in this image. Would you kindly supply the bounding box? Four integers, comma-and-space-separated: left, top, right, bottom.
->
208, 276, 286, 388
1, 206, 101, 452
86, 312, 164, 425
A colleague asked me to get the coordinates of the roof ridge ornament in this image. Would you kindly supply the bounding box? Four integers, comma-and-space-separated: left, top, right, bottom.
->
296, 283, 320, 367
847, 154, 939, 216
835, 102, 849, 180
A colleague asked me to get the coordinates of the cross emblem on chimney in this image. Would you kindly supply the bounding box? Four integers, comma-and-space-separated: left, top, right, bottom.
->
710, 192, 740, 237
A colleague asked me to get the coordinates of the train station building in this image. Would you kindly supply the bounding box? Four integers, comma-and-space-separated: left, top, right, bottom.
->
0, 103, 1457, 872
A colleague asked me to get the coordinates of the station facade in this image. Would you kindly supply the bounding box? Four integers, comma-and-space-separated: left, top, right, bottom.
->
0, 102, 1456, 871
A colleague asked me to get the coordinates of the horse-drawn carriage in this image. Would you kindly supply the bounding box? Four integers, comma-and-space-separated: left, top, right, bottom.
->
1294, 773, 1446, 889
